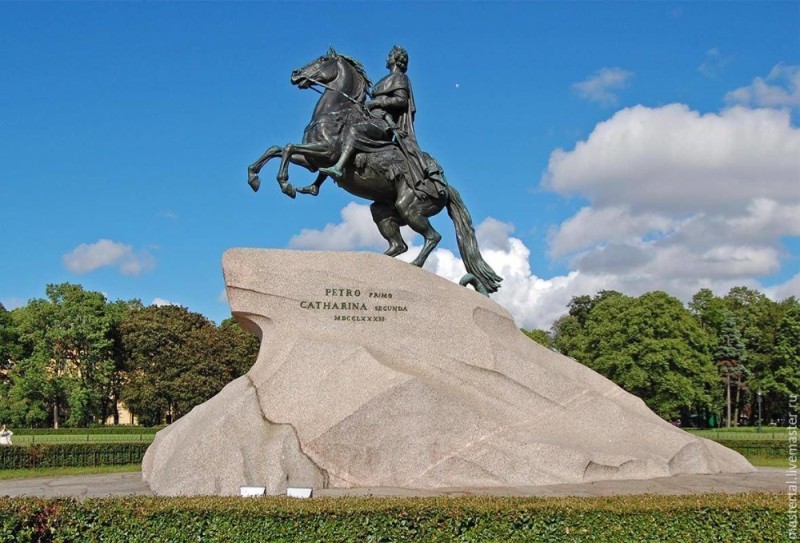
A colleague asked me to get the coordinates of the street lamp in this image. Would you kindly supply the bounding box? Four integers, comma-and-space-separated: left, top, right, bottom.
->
757, 389, 763, 433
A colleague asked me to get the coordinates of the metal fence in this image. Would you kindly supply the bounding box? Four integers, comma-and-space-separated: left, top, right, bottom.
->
0, 444, 149, 470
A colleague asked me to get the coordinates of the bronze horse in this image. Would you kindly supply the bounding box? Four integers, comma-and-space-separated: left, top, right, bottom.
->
247, 49, 501, 294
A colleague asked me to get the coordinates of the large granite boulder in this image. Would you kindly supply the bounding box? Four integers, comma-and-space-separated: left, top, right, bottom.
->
142, 249, 752, 496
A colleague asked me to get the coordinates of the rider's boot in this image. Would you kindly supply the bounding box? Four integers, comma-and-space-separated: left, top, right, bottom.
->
320, 141, 355, 179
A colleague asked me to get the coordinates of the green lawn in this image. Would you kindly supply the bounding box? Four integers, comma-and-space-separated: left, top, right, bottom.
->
749, 457, 791, 468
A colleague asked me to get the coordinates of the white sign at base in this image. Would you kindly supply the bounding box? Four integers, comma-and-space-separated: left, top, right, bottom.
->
240, 486, 266, 497
286, 487, 313, 498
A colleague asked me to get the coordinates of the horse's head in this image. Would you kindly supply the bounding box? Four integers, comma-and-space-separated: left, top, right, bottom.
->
290, 47, 371, 101
290, 48, 340, 89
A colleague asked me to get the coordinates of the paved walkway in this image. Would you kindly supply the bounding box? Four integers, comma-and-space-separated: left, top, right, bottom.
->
0, 469, 787, 499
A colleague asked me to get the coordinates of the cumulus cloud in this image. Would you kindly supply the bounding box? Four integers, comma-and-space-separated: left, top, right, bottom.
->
725, 64, 800, 109
540, 102, 799, 319
63, 239, 155, 276
152, 297, 178, 307
548, 206, 679, 259
289, 202, 417, 250
768, 274, 800, 301
544, 105, 799, 215
572, 68, 634, 107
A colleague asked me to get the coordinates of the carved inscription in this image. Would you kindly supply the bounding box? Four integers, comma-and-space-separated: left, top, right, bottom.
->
299, 288, 408, 322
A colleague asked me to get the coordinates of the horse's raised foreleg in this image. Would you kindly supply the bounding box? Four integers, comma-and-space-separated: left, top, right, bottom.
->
277, 142, 335, 198
247, 145, 283, 192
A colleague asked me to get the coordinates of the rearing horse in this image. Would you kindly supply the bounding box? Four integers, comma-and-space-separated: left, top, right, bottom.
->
247, 48, 502, 294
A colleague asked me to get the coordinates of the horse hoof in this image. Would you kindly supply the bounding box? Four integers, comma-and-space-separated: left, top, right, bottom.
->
283, 184, 297, 199
248, 176, 261, 192
297, 186, 319, 196
384, 244, 408, 258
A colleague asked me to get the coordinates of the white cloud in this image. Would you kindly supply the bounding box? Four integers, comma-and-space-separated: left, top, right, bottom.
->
218, 289, 228, 304
63, 239, 154, 276
549, 206, 679, 259
725, 64, 800, 109
289, 202, 418, 250
152, 297, 178, 307
543, 105, 799, 215
572, 68, 634, 107
539, 102, 799, 321
767, 274, 800, 301
699, 47, 732, 78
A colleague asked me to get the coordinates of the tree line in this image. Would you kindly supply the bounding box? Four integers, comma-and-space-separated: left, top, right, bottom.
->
2, 283, 797, 429
0, 283, 259, 428
524, 287, 799, 427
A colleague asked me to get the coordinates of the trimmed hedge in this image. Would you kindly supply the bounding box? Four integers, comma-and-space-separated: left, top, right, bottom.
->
0, 493, 785, 542
716, 439, 787, 459
0, 443, 149, 470
10, 426, 163, 436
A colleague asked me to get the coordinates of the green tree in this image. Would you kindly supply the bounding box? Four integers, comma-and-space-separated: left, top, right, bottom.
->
217, 318, 260, 376
0, 303, 21, 384
552, 290, 624, 358
119, 307, 257, 426
721, 287, 785, 423
522, 328, 553, 349
119, 305, 210, 425
689, 288, 729, 333
558, 291, 717, 421
551, 314, 583, 357
6, 284, 128, 428
769, 301, 800, 404
567, 291, 622, 327
713, 315, 747, 427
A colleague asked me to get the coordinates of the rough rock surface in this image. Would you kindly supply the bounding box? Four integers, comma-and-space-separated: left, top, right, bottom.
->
143, 249, 753, 496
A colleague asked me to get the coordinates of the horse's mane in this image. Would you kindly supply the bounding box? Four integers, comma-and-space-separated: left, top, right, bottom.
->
330, 51, 371, 102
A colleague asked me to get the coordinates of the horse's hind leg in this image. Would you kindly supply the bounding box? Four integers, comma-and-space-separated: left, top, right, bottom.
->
370, 202, 408, 257
248, 145, 282, 192
395, 189, 442, 267
296, 172, 327, 196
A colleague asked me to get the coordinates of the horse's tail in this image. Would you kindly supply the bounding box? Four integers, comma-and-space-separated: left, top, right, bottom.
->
446, 185, 503, 293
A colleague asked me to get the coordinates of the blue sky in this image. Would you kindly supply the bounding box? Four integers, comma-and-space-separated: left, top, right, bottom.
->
1, 1, 799, 329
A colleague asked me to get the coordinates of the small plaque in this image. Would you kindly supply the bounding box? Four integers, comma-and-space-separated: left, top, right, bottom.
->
240, 486, 266, 497
286, 487, 313, 498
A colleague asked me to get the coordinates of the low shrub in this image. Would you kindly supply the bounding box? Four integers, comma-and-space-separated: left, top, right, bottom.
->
0, 443, 148, 470
0, 493, 784, 543
716, 439, 787, 459
9, 426, 163, 436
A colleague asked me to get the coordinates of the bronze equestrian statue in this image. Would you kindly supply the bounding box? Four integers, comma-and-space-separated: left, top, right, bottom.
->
247, 46, 502, 295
